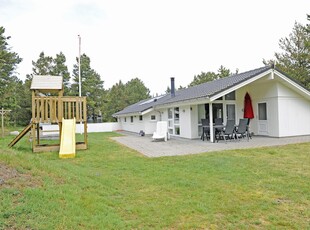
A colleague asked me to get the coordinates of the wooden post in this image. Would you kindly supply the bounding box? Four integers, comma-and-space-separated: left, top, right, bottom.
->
1, 108, 11, 137
32, 91, 36, 150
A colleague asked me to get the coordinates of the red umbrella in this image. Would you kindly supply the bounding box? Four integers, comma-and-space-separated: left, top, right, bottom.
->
244, 92, 254, 119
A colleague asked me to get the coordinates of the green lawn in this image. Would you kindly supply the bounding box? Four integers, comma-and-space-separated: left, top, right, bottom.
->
0, 132, 309, 229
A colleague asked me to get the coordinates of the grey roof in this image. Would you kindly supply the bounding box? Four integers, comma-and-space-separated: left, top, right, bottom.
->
162, 66, 272, 105
114, 66, 272, 116
31, 75, 63, 90
113, 94, 171, 116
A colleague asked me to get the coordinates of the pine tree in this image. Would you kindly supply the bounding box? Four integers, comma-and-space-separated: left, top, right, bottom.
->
0, 26, 23, 125
72, 54, 104, 121
264, 18, 310, 88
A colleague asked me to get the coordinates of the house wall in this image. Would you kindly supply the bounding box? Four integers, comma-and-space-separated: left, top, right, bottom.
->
144, 112, 160, 134
175, 75, 310, 139
119, 116, 145, 134
277, 83, 310, 136
236, 78, 279, 137
236, 76, 310, 137
117, 74, 310, 138
117, 110, 164, 135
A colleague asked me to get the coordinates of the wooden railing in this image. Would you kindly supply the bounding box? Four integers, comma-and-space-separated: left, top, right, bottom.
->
62, 97, 87, 122
32, 96, 87, 124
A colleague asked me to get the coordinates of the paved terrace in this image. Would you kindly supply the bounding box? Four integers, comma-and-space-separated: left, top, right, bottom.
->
111, 132, 310, 157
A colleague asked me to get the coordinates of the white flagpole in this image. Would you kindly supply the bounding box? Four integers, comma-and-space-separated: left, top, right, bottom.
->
78, 35, 81, 98
78, 35, 83, 134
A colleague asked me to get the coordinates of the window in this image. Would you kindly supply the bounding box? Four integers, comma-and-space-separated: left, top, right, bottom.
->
124, 117, 127, 122
139, 115, 143, 121
225, 91, 235, 100
258, 103, 267, 120
175, 126, 180, 135
130, 116, 133, 123
174, 107, 179, 124
168, 108, 173, 119
212, 103, 223, 122
226, 104, 236, 121
150, 115, 156, 120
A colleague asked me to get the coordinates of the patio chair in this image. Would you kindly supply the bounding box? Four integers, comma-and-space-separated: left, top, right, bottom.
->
214, 118, 223, 125
246, 118, 252, 139
217, 119, 236, 143
152, 121, 169, 141
235, 118, 249, 141
214, 118, 223, 140
201, 119, 210, 141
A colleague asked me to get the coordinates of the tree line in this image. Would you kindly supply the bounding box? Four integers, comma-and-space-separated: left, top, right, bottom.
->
0, 14, 309, 126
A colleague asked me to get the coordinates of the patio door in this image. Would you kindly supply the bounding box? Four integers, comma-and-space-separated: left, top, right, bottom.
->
257, 102, 268, 135
226, 104, 236, 122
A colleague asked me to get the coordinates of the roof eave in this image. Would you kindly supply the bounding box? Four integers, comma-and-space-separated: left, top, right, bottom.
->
273, 69, 310, 99
113, 107, 154, 117
209, 69, 273, 101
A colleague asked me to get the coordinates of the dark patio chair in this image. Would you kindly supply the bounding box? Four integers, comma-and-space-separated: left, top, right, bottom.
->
217, 119, 236, 143
246, 118, 252, 139
201, 119, 210, 141
214, 118, 223, 125
236, 118, 249, 141
214, 118, 223, 140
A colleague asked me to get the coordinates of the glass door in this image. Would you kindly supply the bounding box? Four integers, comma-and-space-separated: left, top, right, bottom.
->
174, 107, 180, 135
167, 107, 180, 136
226, 104, 236, 123
258, 102, 268, 135
167, 108, 173, 135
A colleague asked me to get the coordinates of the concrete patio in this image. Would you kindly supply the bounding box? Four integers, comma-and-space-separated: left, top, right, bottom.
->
111, 132, 310, 157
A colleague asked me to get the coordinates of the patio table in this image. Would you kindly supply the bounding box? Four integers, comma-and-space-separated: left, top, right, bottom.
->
201, 124, 225, 143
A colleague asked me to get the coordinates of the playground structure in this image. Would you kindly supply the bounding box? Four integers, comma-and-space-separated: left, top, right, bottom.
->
8, 75, 88, 154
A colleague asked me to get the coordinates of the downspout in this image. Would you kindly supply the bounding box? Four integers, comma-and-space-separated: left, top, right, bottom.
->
154, 107, 162, 121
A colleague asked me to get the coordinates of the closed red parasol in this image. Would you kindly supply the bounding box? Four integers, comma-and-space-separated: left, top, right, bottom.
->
244, 92, 254, 119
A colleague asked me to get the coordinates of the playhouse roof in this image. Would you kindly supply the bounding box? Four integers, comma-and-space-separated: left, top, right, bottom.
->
30, 75, 63, 90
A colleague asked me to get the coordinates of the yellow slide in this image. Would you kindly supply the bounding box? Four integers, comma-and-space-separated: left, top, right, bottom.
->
59, 118, 76, 159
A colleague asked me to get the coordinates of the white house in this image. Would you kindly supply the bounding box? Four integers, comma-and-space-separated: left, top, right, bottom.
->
114, 65, 310, 142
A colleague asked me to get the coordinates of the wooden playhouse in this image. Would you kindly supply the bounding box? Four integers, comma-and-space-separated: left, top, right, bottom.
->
9, 75, 88, 153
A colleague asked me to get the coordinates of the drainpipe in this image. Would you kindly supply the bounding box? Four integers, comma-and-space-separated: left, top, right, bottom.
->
155, 110, 162, 121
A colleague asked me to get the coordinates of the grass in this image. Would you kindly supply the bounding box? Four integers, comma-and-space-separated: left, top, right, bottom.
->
0, 132, 309, 229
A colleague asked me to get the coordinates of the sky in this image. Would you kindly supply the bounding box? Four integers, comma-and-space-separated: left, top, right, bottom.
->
1, 0, 309, 95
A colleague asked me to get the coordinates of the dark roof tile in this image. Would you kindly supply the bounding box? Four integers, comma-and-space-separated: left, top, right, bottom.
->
114, 66, 271, 116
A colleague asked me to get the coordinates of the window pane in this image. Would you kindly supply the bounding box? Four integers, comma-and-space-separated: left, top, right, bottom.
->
226, 104, 235, 121
225, 91, 235, 100
174, 107, 179, 124
168, 108, 173, 119
212, 103, 223, 122
175, 126, 180, 135
258, 103, 267, 120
